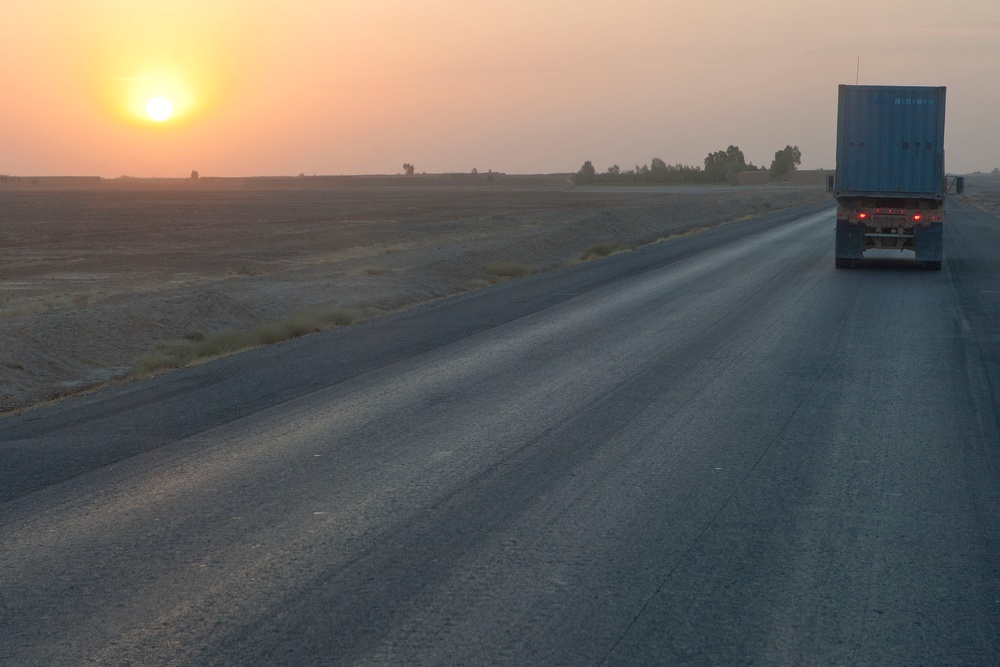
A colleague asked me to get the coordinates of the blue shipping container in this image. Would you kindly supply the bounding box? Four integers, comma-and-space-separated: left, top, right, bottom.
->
834, 85, 946, 200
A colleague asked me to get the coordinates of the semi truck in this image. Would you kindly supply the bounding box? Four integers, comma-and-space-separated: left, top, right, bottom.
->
831, 84, 961, 270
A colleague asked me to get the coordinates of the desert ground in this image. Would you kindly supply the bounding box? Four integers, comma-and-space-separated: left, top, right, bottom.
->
12, 173, 993, 415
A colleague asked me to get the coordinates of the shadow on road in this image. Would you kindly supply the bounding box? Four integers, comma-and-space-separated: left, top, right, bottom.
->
837, 255, 938, 272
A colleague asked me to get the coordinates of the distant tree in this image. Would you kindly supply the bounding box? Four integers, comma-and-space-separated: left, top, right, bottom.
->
704, 145, 754, 183
190, 170, 199, 180
471, 167, 478, 175
402, 163, 415, 175
770, 145, 802, 180
573, 160, 597, 185
992, 167, 1000, 176
574, 159, 709, 186
649, 157, 668, 181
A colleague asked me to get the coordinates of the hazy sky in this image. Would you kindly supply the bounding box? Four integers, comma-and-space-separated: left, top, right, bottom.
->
2, 0, 998, 177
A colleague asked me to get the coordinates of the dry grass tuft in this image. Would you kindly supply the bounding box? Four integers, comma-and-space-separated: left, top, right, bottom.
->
483, 261, 535, 283
579, 242, 624, 261
317, 308, 357, 326
132, 351, 174, 375
132, 307, 359, 375
466, 278, 493, 290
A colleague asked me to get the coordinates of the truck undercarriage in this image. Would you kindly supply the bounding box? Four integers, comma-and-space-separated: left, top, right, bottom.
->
834, 199, 944, 270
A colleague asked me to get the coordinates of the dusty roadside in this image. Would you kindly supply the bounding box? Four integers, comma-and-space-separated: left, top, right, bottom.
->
1, 180, 829, 413
962, 173, 1000, 215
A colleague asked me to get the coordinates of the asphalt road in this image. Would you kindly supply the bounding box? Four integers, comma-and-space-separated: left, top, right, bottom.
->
3, 198, 1000, 665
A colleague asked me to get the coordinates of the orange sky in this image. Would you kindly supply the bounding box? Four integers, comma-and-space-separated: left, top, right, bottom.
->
1, 0, 998, 177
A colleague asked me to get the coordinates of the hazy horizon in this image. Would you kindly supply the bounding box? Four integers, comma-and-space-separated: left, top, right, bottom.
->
2, 1, 998, 179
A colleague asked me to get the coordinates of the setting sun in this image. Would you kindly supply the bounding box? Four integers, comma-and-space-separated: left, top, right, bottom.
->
145, 97, 173, 122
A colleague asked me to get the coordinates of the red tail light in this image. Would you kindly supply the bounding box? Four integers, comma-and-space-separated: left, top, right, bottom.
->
858, 212, 868, 219
913, 214, 922, 221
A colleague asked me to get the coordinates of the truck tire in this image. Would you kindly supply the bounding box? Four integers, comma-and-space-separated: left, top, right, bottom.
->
914, 222, 944, 264
835, 221, 864, 264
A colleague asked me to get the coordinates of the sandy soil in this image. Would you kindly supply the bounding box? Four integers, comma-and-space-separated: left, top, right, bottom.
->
0, 178, 832, 413
962, 172, 1000, 210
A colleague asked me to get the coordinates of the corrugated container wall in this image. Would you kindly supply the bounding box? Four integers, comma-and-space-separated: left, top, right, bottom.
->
834, 85, 946, 200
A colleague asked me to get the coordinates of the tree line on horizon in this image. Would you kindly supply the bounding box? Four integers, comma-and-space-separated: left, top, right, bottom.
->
573, 145, 801, 185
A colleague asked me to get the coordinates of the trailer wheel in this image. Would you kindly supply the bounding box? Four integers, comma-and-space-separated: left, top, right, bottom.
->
923, 261, 942, 271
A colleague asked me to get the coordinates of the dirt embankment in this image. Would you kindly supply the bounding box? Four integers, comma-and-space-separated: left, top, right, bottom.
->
0, 182, 829, 413
961, 173, 1000, 214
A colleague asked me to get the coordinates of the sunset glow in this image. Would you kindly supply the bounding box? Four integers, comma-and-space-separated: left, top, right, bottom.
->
145, 97, 173, 122
1, 0, 998, 177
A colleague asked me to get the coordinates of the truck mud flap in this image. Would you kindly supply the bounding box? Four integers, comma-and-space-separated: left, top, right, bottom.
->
835, 221, 864, 267
914, 222, 943, 268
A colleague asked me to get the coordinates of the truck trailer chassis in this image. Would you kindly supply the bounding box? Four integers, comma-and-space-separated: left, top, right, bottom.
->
835, 200, 944, 270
